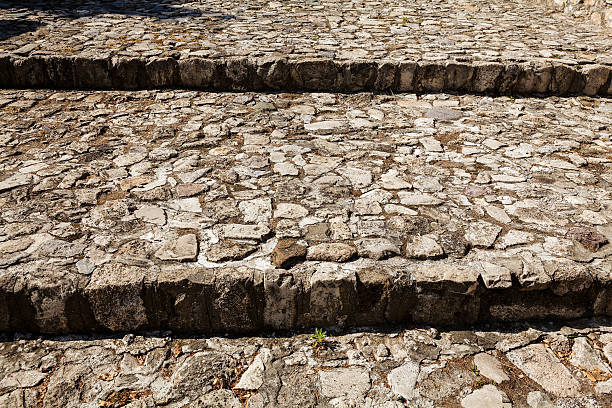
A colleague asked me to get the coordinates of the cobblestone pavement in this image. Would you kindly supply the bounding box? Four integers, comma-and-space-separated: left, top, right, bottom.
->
538, 0, 611, 29
0, 90, 611, 333
1, 0, 610, 65
0, 319, 611, 407
2, 2, 612, 407
1, 3, 612, 406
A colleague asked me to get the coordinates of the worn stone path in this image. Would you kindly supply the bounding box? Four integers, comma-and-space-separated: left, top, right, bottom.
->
0, 90, 610, 334
0, 0, 611, 94
2, 2, 611, 407
538, 0, 611, 29
2, 0, 610, 63
0, 318, 611, 407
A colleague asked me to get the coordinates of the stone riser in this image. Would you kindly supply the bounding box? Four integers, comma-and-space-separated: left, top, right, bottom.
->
1, 265, 610, 334
0, 56, 611, 96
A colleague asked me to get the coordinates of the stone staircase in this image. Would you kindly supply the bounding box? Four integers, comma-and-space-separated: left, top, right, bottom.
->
0, 0, 612, 406
1, 0, 611, 95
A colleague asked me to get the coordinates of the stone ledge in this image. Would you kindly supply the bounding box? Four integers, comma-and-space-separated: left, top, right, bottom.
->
1, 90, 611, 335
1, 259, 610, 334
0, 56, 610, 96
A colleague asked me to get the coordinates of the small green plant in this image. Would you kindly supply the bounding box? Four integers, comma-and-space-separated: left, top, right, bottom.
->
470, 363, 480, 376
312, 328, 327, 351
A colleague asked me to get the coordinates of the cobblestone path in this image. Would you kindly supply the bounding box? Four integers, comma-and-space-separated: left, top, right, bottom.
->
0, 319, 611, 407
1, 0, 611, 406
0, 90, 611, 335
0, 0, 610, 94
1, 0, 610, 63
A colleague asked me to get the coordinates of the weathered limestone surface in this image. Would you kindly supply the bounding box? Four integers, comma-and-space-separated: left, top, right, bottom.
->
1, 5, 610, 407
0, 90, 611, 333
0, 0, 611, 94
0, 319, 611, 407
2, 0, 610, 63
539, 0, 612, 28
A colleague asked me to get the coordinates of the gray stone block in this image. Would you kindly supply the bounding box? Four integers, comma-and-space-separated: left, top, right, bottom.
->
291, 58, 339, 90
85, 263, 148, 331
178, 57, 218, 88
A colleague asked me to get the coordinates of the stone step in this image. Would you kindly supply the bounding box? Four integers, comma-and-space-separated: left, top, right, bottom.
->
0, 89, 611, 334
1, 318, 611, 407
1, 0, 611, 95
2, 55, 612, 96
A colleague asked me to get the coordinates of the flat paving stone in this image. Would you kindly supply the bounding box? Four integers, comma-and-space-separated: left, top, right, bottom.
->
474, 352, 511, 383
506, 344, 582, 397
461, 384, 512, 408
0, 90, 611, 333
0, 318, 611, 407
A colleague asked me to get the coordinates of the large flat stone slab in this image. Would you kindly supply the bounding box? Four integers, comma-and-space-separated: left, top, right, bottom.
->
506, 344, 581, 397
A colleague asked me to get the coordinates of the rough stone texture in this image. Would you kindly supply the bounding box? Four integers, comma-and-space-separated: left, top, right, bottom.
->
506, 344, 582, 397
569, 337, 611, 375
154, 233, 198, 261
461, 385, 512, 408
567, 226, 609, 252
1, 6, 611, 408
474, 352, 510, 383
539, 0, 612, 28
387, 361, 420, 400
0, 319, 610, 407
306, 242, 356, 262
527, 391, 556, 408
2, 55, 609, 95
0, 90, 611, 333
319, 366, 371, 399
233, 348, 271, 390
271, 239, 307, 268
0, 0, 610, 95
86, 263, 149, 332
0, 0, 609, 62
405, 235, 445, 259
206, 241, 258, 263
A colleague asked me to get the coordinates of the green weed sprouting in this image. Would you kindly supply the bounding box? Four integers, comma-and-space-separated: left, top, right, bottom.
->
312, 328, 327, 351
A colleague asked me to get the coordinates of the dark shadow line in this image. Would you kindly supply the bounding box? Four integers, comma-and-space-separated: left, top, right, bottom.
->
1, 316, 610, 343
